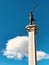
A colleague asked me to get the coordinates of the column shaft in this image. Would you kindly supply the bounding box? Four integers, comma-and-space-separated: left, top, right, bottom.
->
28, 31, 36, 65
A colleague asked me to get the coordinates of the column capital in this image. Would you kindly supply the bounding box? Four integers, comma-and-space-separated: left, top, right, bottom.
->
26, 24, 37, 32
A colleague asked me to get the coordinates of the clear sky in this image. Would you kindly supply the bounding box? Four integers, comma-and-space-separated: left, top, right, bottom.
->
0, 0, 49, 65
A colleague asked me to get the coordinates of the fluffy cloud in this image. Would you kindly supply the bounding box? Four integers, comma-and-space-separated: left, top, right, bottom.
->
3, 36, 28, 60
3, 36, 49, 61
37, 51, 49, 61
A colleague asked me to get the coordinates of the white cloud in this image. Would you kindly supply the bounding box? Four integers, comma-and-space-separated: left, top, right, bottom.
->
3, 36, 49, 61
37, 51, 49, 61
3, 36, 28, 60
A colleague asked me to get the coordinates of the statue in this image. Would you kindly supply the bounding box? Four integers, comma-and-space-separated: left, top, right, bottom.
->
29, 6, 35, 25
29, 11, 34, 25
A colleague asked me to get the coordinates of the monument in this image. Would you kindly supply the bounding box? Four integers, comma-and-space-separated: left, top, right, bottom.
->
26, 11, 37, 65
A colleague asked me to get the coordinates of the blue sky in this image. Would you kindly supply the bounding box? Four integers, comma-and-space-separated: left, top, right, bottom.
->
0, 0, 49, 65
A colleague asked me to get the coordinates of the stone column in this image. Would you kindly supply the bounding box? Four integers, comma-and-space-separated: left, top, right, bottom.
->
26, 24, 37, 65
